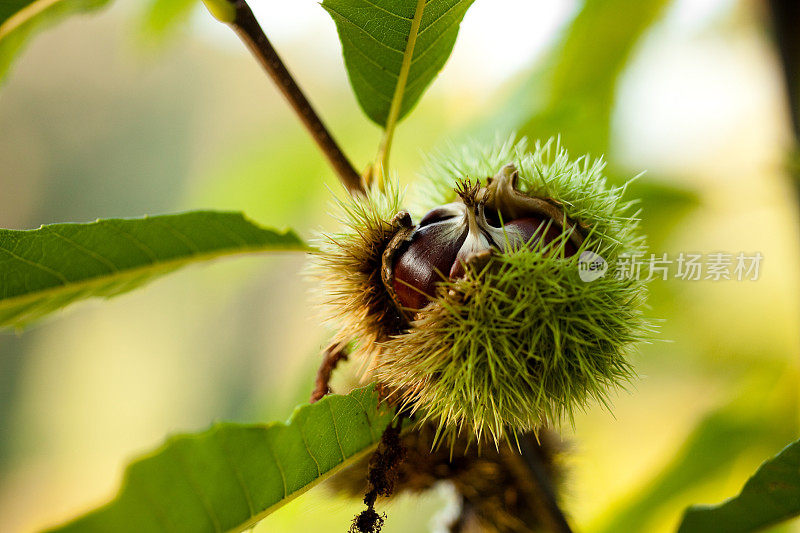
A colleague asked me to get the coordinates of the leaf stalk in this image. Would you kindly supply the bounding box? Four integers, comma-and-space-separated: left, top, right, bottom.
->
213, 0, 366, 195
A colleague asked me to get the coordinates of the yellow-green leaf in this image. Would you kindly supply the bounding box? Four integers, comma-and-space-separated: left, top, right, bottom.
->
678, 439, 800, 533
46, 386, 394, 533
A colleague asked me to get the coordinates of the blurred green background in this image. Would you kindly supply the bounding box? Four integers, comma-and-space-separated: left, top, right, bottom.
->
0, 0, 798, 531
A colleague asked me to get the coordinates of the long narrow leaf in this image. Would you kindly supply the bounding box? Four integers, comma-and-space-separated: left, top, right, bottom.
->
0, 211, 308, 329
678, 439, 800, 533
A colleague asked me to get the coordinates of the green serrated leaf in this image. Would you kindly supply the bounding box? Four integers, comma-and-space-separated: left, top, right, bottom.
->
0, 211, 308, 329
677, 439, 800, 533
46, 386, 394, 533
589, 372, 798, 533
322, 0, 475, 128
0, 0, 112, 83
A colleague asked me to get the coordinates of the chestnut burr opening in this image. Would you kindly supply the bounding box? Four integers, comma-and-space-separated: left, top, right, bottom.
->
391, 205, 577, 312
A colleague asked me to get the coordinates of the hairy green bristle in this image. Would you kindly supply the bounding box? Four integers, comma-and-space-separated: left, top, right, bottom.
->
415, 135, 642, 255
376, 246, 649, 445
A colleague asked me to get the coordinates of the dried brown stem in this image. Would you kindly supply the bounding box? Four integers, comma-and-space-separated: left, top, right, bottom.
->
351, 414, 407, 533
487, 164, 585, 251
768, 0, 800, 140
310, 341, 349, 403
225, 0, 365, 196
517, 438, 574, 533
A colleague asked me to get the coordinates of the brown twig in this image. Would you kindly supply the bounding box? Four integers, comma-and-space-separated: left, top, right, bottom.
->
223, 0, 365, 196
517, 437, 574, 533
768, 0, 800, 140
310, 341, 350, 403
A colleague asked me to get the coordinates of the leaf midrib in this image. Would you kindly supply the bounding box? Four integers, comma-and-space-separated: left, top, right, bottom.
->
376, 0, 426, 176
231, 407, 407, 533
325, 0, 465, 66
229, 439, 380, 533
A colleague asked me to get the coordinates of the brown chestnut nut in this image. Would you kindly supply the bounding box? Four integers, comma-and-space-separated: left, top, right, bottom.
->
504, 216, 579, 257
392, 212, 468, 311
391, 199, 578, 311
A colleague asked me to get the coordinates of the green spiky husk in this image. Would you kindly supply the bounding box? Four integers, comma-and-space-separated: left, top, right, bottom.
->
377, 250, 647, 444
377, 136, 650, 444
312, 135, 651, 444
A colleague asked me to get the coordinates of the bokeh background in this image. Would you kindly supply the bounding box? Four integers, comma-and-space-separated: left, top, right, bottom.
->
1, 0, 799, 531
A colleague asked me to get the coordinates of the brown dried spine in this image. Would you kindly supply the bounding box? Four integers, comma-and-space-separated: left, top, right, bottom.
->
379, 211, 415, 322
486, 163, 585, 250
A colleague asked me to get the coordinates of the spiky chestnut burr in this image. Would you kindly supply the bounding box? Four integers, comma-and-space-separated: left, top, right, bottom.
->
310, 136, 650, 444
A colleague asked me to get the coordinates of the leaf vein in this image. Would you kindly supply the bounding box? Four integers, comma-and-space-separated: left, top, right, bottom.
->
326, 401, 347, 460
265, 440, 288, 498
411, 8, 464, 68
342, 30, 399, 78
152, 220, 202, 254
325, 6, 405, 55
217, 433, 256, 518
342, 36, 396, 104
46, 229, 120, 273
204, 217, 251, 248
0, 246, 69, 284
359, 0, 413, 21
297, 424, 322, 477
417, 0, 463, 38
105, 222, 159, 262
349, 391, 379, 442
174, 450, 223, 532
